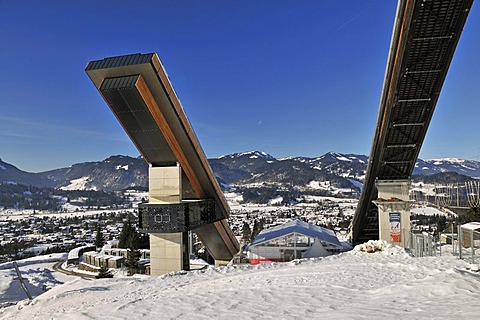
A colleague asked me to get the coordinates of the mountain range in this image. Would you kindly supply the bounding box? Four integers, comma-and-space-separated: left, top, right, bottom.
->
1, 152, 479, 193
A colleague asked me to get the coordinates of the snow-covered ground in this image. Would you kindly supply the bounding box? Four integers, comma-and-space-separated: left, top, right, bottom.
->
0, 208, 136, 221
0, 253, 72, 309
2, 243, 480, 319
411, 205, 457, 217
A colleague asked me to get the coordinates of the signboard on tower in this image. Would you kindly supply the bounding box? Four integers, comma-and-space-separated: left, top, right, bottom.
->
389, 212, 401, 243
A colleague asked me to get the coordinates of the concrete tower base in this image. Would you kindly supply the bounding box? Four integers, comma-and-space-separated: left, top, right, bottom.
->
149, 233, 184, 276
147, 165, 190, 276
374, 180, 411, 248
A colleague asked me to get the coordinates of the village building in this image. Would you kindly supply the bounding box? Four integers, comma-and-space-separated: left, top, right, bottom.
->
247, 219, 343, 264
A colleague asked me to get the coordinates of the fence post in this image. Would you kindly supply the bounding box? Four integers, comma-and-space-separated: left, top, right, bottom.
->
412, 234, 416, 256
458, 225, 462, 260
471, 229, 475, 264
428, 235, 436, 257
425, 235, 429, 257
12, 261, 33, 300
451, 223, 455, 254
438, 234, 441, 256
413, 233, 416, 255
430, 234, 434, 256
418, 235, 421, 257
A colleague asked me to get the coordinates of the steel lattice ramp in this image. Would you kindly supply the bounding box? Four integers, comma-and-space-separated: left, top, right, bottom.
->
353, 0, 474, 245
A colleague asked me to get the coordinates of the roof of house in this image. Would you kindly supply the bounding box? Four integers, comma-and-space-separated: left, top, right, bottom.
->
249, 220, 342, 248
67, 245, 96, 260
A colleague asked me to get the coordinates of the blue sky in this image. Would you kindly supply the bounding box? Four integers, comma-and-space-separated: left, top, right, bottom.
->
1, 0, 479, 172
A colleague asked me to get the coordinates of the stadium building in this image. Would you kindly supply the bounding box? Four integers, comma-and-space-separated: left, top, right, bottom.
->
247, 220, 343, 264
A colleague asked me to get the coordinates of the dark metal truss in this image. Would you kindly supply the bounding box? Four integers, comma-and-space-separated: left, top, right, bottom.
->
352, 0, 474, 245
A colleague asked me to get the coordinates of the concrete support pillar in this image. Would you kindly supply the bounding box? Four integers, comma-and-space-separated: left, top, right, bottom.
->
148, 165, 189, 276
374, 179, 411, 248
149, 165, 182, 203
149, 232, 184, 275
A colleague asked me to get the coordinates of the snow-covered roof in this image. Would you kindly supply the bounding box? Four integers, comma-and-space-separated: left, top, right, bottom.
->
67, 245, 96, 260
250, 220, 341, 247
460, 221, 480, 231
108, 256, 124, 261
83, 251, 124, 261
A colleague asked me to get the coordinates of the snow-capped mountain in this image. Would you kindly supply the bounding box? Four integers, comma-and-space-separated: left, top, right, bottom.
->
0, 156, 148, 192
211, 151, 366, 187
411, 171, 474, 184
1, 152, 479, 194
414, 158, 480, 178
214, 151, 277, 171
0, 158, 55, 187
303, 152, 369, 181
219, 150, 276, 161
39, 155, 149, 192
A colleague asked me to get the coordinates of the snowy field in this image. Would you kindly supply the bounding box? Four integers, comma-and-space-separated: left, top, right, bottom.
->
1, 242, 480, 319
0, 208, 136, 221
410, 205, 457, 217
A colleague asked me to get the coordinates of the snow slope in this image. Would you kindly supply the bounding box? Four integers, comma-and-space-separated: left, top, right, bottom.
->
59, 176, 95, 191
0, 254, 72, 309
2, 243, 480, 319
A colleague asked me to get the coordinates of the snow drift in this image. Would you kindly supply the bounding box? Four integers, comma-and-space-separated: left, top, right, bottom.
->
2, 244, 480, 319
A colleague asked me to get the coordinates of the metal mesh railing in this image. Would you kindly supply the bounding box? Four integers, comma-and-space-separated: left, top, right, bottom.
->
408, 232, 439, 257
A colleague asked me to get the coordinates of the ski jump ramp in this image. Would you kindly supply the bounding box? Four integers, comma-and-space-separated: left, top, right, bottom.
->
86, 53, 239, 273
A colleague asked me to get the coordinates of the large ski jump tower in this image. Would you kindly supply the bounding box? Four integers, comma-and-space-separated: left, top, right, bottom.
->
86, 53, 239, 275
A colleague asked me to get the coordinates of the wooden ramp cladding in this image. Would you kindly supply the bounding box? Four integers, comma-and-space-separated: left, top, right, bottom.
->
352, 0, 474, 245
85, 53, 239, 260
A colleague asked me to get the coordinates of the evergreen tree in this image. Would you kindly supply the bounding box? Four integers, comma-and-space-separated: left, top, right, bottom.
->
138, 233, 150, 249
96, 263, 113, 279
435, 215, 447, 235
250, 220, 258, 241
241, 222, 252, 243
125, 225, 141, 276
251, 219, 265, 241
463, 207, 480, 223
119, 219, 132, 249
94, 226, 104, 249
259, 217, 265, 230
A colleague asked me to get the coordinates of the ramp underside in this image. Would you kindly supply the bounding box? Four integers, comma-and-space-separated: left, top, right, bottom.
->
353, 0, 474, 245
86, 53, 239, 260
